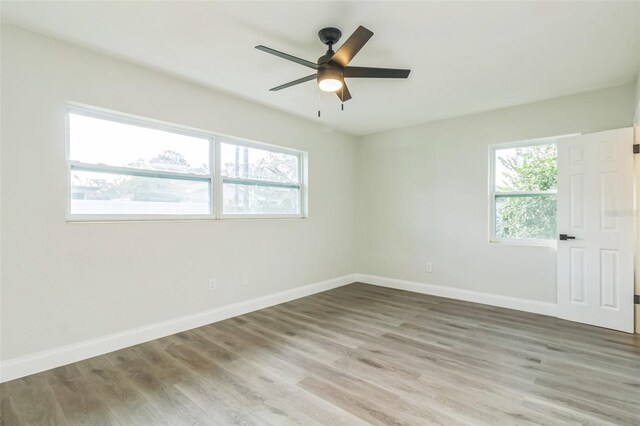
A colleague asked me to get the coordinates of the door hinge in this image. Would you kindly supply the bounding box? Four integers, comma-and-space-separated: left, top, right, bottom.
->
634, 144, 639, 154
635, 295, 640, 304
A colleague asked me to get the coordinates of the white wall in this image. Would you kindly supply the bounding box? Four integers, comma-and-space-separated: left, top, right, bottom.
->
0, 25, 357, 362
356, 84, 636, 303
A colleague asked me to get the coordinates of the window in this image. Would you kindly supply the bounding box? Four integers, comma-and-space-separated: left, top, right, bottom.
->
220, 141, 302, 216
66, 107, 305, 220
490, 139, 558, 243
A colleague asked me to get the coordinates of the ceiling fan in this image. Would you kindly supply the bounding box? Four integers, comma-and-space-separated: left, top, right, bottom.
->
255, 26, 410, 106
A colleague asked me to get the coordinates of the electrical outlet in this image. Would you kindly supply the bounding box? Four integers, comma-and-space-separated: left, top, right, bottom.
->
426, 263, 433, 273
209, 279, 217, 291
242, 273, 249, 286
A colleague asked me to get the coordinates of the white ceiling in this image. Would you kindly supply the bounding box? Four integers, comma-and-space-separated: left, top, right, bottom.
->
2, 1, 639, 136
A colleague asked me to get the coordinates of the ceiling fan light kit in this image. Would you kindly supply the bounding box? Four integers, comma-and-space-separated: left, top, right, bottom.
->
256, 25, 410, 114
317, 68, 343, 92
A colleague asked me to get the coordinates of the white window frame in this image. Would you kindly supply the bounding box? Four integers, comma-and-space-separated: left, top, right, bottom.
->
65, 105, 307, 222
488, 136, 561, 247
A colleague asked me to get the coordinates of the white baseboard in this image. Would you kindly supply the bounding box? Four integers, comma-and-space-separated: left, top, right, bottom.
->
0, 274, 357, 383
1, 273, 557, 383
356, 274, 557, 317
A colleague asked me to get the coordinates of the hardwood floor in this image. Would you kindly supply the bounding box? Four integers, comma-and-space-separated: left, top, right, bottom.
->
1, 282, 639, 425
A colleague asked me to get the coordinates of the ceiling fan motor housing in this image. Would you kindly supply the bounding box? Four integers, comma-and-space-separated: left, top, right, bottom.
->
318, 27, 342, 46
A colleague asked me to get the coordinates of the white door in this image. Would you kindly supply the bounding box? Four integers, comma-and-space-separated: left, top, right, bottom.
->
557, 128, 634, 333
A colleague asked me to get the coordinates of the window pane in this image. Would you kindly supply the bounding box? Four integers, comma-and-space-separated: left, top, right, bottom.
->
495, 195, 556, 240
495, 144, 557, 192
69, 113, 210, 174
220, 142, 299, 183
70, 170, 210, 215
223, 183, 300, 215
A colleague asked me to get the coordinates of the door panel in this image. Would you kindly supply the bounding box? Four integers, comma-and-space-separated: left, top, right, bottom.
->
557, 128, 634, 332
599, 249, 618, 309
599, 172, 617, 230
569, 247, 586, 303
569, 174, 585, 229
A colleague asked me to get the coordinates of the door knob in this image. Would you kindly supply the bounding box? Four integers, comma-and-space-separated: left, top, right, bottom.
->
559, 234, 576, 241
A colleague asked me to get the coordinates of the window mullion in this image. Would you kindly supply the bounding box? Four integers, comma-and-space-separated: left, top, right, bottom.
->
209, 136, 218, 218
214, 138, 223, 218
299, 153, 305, 217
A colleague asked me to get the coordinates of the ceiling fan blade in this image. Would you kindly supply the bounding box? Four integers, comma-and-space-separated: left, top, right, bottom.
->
330, 26, 374, 67
336, 82, 352, 102
255, 45, 318, 69
343, 66, 410, 79
270, 74, 317, 91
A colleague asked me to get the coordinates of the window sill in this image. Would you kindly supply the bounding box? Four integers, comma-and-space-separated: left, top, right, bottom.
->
489, 238, 557, 248
220, 214, 305, 220
66, 214, 307, 223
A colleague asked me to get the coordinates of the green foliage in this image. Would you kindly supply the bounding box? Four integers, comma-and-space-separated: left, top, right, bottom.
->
495, 144, 557, 240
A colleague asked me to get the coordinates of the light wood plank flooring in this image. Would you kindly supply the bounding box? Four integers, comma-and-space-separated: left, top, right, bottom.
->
1, 283, 639, 425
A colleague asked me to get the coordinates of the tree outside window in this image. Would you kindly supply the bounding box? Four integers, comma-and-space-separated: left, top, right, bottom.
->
492, 142, 557, 241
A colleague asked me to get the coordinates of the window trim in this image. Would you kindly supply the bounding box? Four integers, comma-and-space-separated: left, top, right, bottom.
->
488, 136, 564, 247
65, 104, 307, 222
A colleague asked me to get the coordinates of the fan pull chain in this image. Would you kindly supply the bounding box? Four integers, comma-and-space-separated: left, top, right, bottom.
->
341, 74, 345, 111
317, 88, 321, 118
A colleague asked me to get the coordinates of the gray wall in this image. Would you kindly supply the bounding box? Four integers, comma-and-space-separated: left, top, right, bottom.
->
356, 84, 636, 303
0, 26, 357, 361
